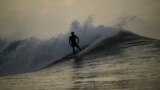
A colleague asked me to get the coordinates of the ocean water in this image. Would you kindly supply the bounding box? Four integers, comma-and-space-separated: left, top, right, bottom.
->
0, 32, 160, 90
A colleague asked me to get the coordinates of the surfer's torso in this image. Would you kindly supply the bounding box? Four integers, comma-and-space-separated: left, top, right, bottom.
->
69, 35, 78, 44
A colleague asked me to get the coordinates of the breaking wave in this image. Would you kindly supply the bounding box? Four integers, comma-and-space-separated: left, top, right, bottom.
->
0, 19, 123, 75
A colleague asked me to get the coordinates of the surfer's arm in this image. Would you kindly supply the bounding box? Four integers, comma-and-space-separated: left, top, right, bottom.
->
76, 36, 79, 44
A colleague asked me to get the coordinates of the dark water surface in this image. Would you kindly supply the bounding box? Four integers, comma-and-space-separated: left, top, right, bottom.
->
0, 37, 160, 90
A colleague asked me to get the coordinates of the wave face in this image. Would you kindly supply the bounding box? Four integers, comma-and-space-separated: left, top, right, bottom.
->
79, 31, 160, 59
0, 20, 119, 75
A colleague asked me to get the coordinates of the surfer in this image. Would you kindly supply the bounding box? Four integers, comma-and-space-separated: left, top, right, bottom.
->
69, 32, 81, 54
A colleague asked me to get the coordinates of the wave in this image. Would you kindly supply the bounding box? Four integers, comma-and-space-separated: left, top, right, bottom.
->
0, 28, 155, 76
1, 17, 157, 76
78, 31, 158, 58
0, 20, 120, 76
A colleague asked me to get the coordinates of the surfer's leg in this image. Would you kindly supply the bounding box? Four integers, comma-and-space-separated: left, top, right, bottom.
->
72, 46, 76, 54
75, 44, 81, 51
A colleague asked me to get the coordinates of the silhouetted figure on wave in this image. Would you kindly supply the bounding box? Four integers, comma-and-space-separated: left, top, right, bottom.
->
69, 32, 81, 54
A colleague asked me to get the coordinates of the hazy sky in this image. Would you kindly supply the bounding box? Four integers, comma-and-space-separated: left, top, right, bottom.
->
0, 0, 160, 40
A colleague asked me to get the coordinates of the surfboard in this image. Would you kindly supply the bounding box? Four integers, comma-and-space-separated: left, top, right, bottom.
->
66, 51, 82, 59
67, 54, 77, 58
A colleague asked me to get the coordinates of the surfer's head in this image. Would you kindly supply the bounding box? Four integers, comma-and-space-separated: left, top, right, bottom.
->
71, 32, 74, 35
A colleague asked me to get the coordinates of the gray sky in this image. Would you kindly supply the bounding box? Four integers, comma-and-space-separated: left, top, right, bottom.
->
0, 0, 160, 40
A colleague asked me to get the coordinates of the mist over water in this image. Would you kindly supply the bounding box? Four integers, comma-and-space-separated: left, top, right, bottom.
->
0, 1, 159, 89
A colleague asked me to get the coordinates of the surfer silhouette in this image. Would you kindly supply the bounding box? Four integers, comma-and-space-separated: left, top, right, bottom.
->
69, 32, 81, 54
